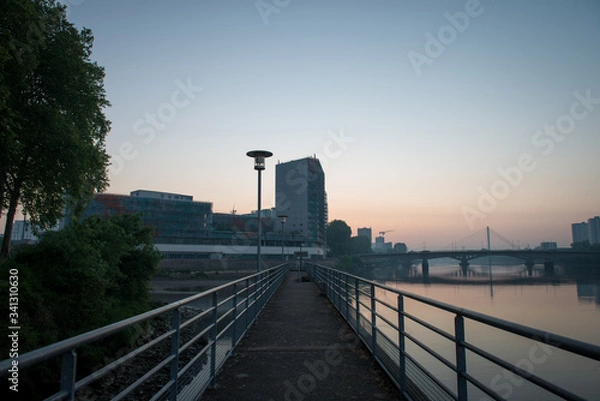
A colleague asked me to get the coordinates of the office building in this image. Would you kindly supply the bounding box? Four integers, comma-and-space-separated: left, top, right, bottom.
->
83, 190, 212, 244
10, 219, 61, 244
571, 216, 600, 246
11, 220, 39, 243
78, 188, 325, 259
589, 216, 600, 245
357, 227, 372, 244
275, 157, 327, 247
572, 222, 589, 244
373, 235, 393, 253
539, 242, 558, 250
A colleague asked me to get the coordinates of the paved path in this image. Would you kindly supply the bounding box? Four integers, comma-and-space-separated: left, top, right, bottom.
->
200, 272, 400, 401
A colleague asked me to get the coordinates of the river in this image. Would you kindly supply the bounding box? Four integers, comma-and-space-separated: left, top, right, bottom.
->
358, 257, 600, 400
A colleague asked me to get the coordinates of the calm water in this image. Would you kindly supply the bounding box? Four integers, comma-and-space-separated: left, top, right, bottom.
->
360, 257, 600, 401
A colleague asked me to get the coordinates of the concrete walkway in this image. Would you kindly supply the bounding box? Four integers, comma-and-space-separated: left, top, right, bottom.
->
200, 271, 400, 401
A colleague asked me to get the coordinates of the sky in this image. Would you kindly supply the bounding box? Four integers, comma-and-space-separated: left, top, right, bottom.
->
36, 0, 600, 249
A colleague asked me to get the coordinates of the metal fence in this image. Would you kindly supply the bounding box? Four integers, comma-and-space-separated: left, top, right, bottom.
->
0, 264, 288, 401
309, 264, 600, 401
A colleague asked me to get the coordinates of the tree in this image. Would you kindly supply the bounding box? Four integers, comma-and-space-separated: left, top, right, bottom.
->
0, 214, 161, 399
351, 235, 372, 254
0, 0, 110, 257
326, 219, 352, 257
1, 214, 160, 346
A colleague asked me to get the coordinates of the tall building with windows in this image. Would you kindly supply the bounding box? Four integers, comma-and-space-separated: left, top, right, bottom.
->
11, 220, 39, 243
275, 157, 327, 247
589, 216, 600, 245
572, 222, 589, 244
357, 227, 372, 244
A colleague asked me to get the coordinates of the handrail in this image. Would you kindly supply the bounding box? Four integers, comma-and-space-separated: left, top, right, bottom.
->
308, 263, 600, 401
1, 264, 289, 400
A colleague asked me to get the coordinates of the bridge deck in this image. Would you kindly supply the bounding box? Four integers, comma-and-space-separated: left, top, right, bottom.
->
200, 271, 399, 401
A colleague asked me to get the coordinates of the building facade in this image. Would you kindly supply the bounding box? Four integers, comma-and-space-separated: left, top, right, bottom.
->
589, 216, 600, 245
571, 216, 600, 246
572, 222, 589, 244
83, 190, 212, 244
11, 219, 62, 244
357, 227, 372, 244
79, 189, 325, 259
11, 220, 39, 243
275, 157, 328, 248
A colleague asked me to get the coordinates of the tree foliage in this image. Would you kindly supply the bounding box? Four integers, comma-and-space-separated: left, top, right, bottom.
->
326, 219, 352, 257
1, 214, 161, 349
0, 214, 161, 398
351, 235, 372, 254
326, 219, 373, 257
0, 0, 110, 257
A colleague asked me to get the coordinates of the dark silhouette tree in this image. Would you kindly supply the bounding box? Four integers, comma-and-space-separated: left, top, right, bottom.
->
0, 0, 110, 257
326, 219, 352, 257
351, 235, 372, 254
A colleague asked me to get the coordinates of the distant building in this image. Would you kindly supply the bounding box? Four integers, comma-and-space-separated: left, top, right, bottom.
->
588, 216, 600, 245
357, 227, 372, 243
572, 222, 589, 244
82, 190, 212, 244
373, 235, 393, 253
571, 216, 600, 246
11, 220, 39, 243
275, 157, 327, 248
130, 189, 193, 202
77, 186, 325, 259
11, 219, 61, 244
539, 242, 558, 250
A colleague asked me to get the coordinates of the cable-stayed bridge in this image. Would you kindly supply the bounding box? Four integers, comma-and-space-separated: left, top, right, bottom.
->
359, 227, 600, 275
440, 226, 519, 251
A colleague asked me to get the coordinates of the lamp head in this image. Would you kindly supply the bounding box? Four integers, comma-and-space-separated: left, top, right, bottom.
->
246, 150, 273, 171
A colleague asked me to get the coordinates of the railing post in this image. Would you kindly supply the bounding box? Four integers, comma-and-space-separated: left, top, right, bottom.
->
232, 282, 238, 353
455, 314, 468, 401
245, 278, 250, 331
210, 292, 218, 388
253, 274, 259, 321
169, 308, 180, 400
334, 271, 338, 308
60, 349, 77, 401
355, 278, 360, 333
344, 274, 349, 320
337, 272, 342, 309
371, 284, 377, 357
398, 295, 406, 393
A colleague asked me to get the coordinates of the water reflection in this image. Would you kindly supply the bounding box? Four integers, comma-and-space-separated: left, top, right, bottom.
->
577, 281, 600, 305
360, 258, 600, 304
347, 259, 600, 345
349, 259, 600, 400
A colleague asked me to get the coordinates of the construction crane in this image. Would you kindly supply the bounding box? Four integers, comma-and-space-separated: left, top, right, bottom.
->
379, 230, 393, 240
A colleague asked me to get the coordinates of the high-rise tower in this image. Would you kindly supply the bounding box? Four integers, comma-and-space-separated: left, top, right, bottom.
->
275, 157, 327, 247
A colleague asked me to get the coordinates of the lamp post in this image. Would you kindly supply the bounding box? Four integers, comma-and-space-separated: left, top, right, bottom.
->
247, 150, 273, 272
298, 242, 305, 281
278, 215, 287, 262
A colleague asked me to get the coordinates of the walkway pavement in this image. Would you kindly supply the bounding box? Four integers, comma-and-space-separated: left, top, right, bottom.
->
200, 271, 400, 401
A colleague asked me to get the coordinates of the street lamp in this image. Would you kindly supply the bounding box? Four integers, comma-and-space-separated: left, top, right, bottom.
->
278, 215, 287, 262
247, 150, 273, 272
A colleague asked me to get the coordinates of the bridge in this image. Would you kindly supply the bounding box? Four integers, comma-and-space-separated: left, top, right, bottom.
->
2, 263, 600, 400
358, 249, 600, 277
361, 227, 600, 276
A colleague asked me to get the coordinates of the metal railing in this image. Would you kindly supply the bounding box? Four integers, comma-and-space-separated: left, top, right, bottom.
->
309, 264, 600, 401
0, 264, 289, 400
